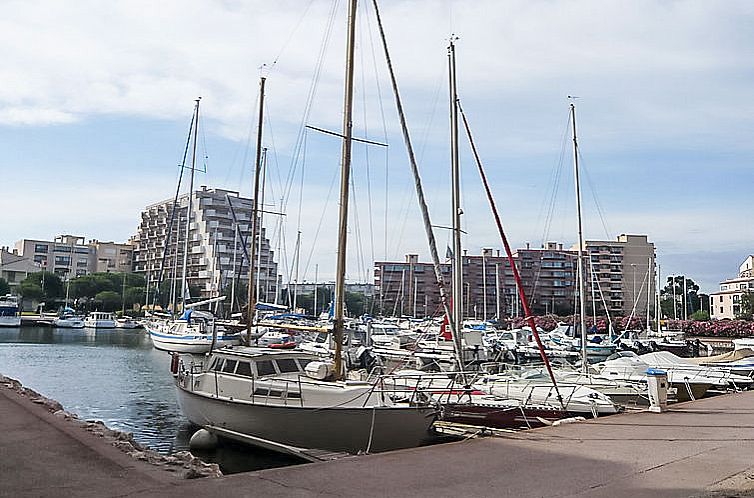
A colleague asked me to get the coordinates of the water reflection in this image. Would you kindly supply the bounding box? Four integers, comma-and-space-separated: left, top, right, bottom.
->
0, 327, 300, 473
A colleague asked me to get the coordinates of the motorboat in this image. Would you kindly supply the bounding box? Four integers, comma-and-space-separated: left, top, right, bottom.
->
83, 311, 116, 329
639, 351, 753, 390
600, 351, 719, 402
146, 308, 240, 353
54, 313, 85, 329
174, 347, 437, 455
0, 295, 21, 327
115, 317, 142, 329
687, 348, 754, 377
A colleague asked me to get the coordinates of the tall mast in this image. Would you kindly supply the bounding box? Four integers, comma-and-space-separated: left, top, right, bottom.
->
570, 101, 588, 373
256, 148, 268, 303
449, 39, 464, 362
246, 76, 266, 343
333, 0, 358, 381
181, 98, 200, 310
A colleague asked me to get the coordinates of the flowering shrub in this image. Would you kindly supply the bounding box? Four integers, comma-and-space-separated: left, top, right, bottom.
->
499, 315, 754, 338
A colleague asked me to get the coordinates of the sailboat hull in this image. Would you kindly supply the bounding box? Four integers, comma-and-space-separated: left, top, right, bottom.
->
175, 386, 436, 454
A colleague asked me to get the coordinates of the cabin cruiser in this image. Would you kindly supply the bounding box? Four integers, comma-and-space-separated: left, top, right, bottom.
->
174, 347, 437, 455
639, 351, 753, 390
599, 351, 721, 402
0, 295, 21, 327
146, 309, 241, 353
53, 309, 85, 329
83, 311, 116, 329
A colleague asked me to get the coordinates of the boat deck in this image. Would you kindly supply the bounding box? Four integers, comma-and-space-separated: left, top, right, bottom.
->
4, 377, 754, 497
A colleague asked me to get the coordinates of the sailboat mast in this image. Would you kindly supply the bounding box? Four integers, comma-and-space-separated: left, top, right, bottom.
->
246, 76, 266, 342
570, 101, 588, 373
333, 0, 357, 381
449, 40, 464, 362
181, 98, 200, 310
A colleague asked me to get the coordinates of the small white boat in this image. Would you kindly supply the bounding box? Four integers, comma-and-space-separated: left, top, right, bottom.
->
0, 295, 21, 327
115, 317, 142, 329
83, 312, 117, 329
146, 309, 240, 353
54, 314, 85, 329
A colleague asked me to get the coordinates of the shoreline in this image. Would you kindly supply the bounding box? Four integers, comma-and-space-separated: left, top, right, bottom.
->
0, 373, 222, 480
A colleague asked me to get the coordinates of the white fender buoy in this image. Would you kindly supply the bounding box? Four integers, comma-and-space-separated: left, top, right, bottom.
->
189, 429, 218, 451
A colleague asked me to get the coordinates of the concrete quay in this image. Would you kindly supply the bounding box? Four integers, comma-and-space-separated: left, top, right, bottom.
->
5, 381, 754, 498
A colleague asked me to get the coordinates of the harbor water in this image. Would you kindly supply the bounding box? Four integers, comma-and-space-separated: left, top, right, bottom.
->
0, 326, 300, 474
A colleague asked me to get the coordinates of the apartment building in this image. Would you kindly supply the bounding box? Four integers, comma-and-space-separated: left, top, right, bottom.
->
515, 242, 580, 316
132, 187, 279, 301
14, 235, 133, 278
577, 234, 656, 316
709, 256, 754, 319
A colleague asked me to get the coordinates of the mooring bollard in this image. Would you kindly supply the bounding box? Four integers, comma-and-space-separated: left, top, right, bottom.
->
646, 368, 668, 413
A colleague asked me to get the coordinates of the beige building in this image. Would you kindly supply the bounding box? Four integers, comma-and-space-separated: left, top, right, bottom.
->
574, 234, 656, 317
0, 248, 41, 292
709, 256, 754, 319
132, 187, 279, 301
14, 235, 133, 278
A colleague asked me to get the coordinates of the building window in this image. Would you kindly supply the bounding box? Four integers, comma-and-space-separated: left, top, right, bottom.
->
733, 295, 740, 303
34, 244, 49, 253
720, 307, 724, 313
33, 255, 47, 265
54, 256, 71, 266
719, 296, 723, 303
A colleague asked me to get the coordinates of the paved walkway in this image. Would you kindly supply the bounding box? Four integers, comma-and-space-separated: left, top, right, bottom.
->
5, 379, 754, 497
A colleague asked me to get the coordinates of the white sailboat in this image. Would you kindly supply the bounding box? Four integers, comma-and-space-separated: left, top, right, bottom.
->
145, 99, 240, 353
174, 2, 436, 456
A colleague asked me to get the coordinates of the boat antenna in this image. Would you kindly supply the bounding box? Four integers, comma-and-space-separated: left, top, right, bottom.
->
246, 77, 267, 345
458, 100, 565, 410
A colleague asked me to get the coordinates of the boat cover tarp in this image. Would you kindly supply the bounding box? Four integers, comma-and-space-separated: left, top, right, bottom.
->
687, 348, 754, 365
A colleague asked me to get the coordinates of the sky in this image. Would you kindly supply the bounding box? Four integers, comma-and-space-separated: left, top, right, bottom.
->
2, 0, 753, 293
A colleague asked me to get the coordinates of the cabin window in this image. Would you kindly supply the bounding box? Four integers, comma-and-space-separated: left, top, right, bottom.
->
276, 359, 299, 373
235, 361, 253, 377
222, 359, 237, 373
212, 358, 224, 371
256, 360, 276, 376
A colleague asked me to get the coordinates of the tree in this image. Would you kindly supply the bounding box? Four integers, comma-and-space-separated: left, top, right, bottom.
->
659, 275, 700, 319
690, 310, 710, 321
94, 290, 122, 311
737, 292, 754, 321
19, 272, 64, 302
0, 278, 10, 296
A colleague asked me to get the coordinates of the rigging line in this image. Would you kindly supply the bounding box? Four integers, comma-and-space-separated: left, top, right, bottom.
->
363, 2, 391, 261
577, 148, 612, 239
269, 0, 317, 69
457, 98, 566, 411
263, 102, 282, 204
301, 166, 340, 281
234, 92, 260, 195
155, 111, 195, 292
281, 0, 340, 212
357, 10, 376, 272
538, 110, 572, 247
371, 0, 461, 372
349, 169, 367, 283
